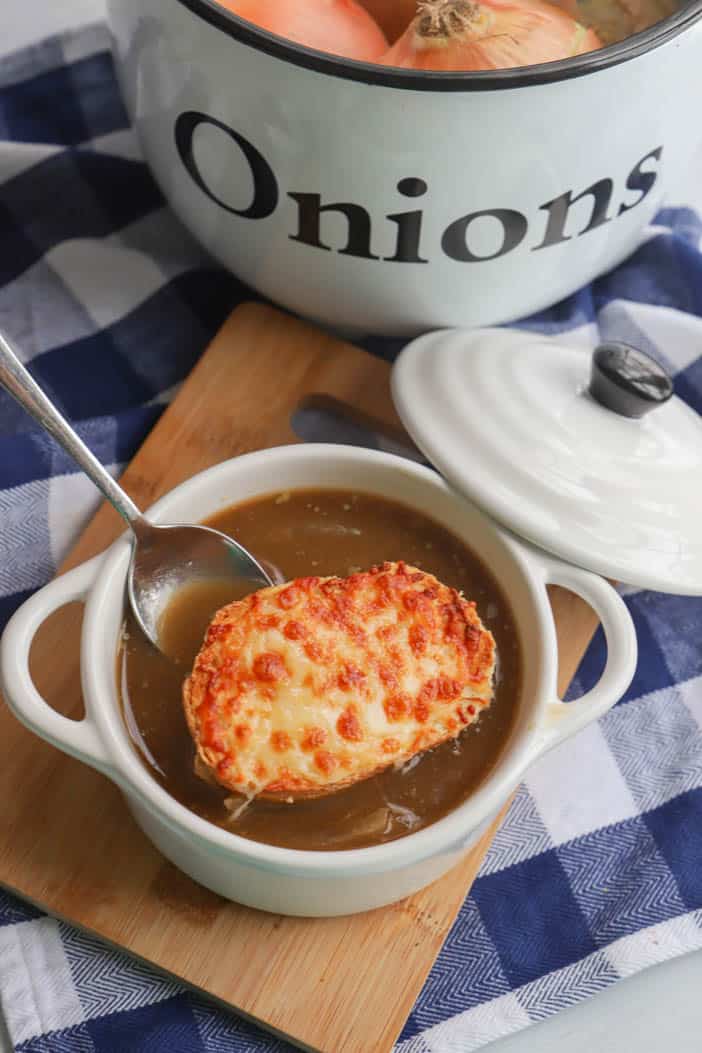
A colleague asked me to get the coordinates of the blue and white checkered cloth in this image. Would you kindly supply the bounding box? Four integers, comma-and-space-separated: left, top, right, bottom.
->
1, 23, 701, 1053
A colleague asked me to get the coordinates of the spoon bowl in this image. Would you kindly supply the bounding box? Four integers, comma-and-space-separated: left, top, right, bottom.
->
0, 330, 273, 656
128, 521, 273, 657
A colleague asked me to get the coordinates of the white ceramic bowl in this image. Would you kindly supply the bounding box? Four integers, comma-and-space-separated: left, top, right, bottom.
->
1, 445, 637, 916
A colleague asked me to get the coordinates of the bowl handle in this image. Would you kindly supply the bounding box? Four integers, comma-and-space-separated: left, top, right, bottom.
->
533, 556, 638, 754
0, 556, 112, 774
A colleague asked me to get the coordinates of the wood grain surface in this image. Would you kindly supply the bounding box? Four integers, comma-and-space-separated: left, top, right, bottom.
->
0, 304, 600, 1053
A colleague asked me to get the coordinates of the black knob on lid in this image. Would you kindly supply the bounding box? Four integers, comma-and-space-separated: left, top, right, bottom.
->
588, 342, 674, 419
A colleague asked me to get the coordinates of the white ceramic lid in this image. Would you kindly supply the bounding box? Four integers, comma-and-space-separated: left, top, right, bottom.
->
391, 328, 702, 595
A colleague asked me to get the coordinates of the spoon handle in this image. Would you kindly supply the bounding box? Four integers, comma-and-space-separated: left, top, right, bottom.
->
0, 330, 146, 533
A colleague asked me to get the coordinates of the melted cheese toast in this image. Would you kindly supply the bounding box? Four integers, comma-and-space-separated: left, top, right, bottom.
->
184, 561, 496, 799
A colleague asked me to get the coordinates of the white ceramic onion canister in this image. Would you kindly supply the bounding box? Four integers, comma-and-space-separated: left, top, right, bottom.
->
107, 0, 702, 336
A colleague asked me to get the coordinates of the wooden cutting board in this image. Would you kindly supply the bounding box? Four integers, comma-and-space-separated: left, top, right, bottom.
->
0, 304, 600, 1053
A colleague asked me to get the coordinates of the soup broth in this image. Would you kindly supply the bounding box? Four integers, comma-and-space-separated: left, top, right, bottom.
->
119, 489, 521, 850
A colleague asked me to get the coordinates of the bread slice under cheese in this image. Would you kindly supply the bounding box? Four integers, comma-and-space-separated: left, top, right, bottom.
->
183, 561, 496, 800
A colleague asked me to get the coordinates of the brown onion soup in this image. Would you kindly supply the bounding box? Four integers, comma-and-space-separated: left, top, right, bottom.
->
118, 489, 521, 851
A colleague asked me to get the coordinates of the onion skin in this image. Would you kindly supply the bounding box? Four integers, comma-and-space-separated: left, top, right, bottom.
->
547, 0, 581, 18
381, 0, 602, 70
216, 0, 389, 62
361, 0, 420, 41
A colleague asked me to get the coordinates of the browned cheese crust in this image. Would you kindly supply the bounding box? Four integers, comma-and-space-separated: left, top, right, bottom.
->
183, 561, 496, 799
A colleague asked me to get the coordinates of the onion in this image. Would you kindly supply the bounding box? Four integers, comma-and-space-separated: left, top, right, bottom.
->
569, 0, 678, 44
216, 0, 388, 62
544, 0, 580, 17
361, 0, 421, 40
381, 0, 601, 71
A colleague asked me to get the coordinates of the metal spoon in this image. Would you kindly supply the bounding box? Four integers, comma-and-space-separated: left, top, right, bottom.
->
0, 330, 272, 656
